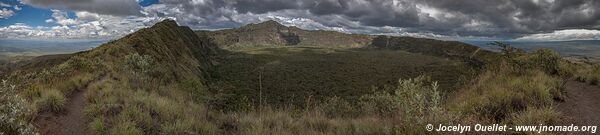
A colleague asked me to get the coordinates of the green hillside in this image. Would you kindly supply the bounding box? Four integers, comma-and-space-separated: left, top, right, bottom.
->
197, 20, 373, 49
1, 19, 580, 134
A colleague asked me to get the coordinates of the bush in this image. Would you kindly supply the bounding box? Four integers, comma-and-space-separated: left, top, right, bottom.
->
90, 118, 106, 135
457, 70, 563, 122
509, 107, 561, 134
509, 107, 561, 125
320, 96, 357, 118
36, 89, 66, 112
118, 105, 153, 133
489, 41, 525, 59
531, 49, 561, 75
160, 119, 196, 135
357, 76, 447, 133
22, 85, 41, 100
0, 80, 37, 135
56, 73, 94, 95
125, 53, 155, 75
110, 120, 144, 135
572, 64, 600, 86
180, 79, 209, 102
394, 76, 443, 125
358, 87, 400, 116
491, 42, 566, 76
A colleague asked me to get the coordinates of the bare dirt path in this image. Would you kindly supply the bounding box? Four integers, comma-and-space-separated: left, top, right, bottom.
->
558, 80, 600, 126
34, 76, 105, 135
35, 88, 89, 135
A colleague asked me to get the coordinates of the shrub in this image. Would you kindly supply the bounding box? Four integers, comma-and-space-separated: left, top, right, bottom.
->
56, 73, 95, 95
489, 41, 525, 59
125, 53, 155, 75
509, 107, 561, 134
36, 89, 66, 112
394, 76, 443, 125
22, 85, 41, 100
359, 76, 442, 119
0, 80, 37, 135
180, 79, 209, 102
90, 118, 106, 135
509, 107, 561, 125
319, 96, 357, 118
358, 87, 400, 116
118, 105, 153, 133
357, 76, 447, 133
207, 93, 252, 112
491, 42, 566, 76
110, 120, 144, 135
457, 70, 563, 122
557, 60, 577, 78
160, 119, 195, 135
572, 64, 600, 86
531, 49, 561, 75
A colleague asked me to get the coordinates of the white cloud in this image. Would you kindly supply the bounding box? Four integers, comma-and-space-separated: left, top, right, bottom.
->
76, 11, 101, 21
516, 29, 600, 41
0, 8, 14, 19
0, 8, 168, 39
0, 2, 9, 7
14, 5, 21, 10
50, 9, 79, 26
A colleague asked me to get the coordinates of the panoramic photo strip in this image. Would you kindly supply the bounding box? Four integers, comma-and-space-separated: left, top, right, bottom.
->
1, 0, 600, 134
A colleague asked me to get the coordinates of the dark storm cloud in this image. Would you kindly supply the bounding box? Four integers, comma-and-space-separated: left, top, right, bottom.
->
154, 0, 597, 38
20, 0, 142, 16
417, 0, 600, 36
20, 0, 600, 39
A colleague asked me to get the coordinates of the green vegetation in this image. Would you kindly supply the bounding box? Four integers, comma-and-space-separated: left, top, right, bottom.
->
36, 89, 66, 112
574, 64, 600, 85
0, 80, 37, 135
18, 59, 101, 114
199, 20, 372, 49
210, 47, 474, 111
0, 19, 587, 134
446, 43, 570, 135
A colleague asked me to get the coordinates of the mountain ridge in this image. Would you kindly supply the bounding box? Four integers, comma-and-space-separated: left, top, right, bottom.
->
197, 20, 374, 48
196, 20, 496, 63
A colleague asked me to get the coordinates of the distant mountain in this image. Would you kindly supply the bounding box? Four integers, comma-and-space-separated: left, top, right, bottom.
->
197, 20, 373, 48
0, 39, 106, 55
197, 20, 495, 62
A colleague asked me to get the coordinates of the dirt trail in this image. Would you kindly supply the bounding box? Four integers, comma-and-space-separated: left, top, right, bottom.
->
35, 88, 89, 135
34, 76, 105, 135
558, 80, 600, 126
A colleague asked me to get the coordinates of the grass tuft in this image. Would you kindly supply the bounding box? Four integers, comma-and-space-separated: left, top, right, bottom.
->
35, 89, 66, 112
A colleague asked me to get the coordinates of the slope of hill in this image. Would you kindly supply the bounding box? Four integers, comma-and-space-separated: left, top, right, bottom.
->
370, 36, 499, 62
7, 19, 565, 135
198, 20, 373, 49
3, 19, 219, 134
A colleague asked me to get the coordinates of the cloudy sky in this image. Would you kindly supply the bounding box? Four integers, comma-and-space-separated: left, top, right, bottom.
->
1, 0, 600, 41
